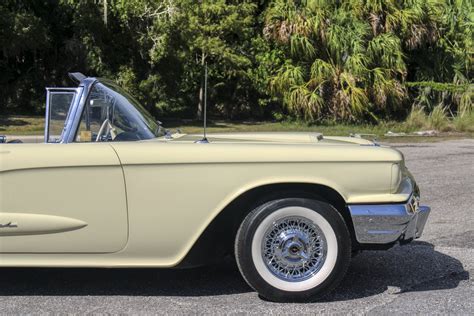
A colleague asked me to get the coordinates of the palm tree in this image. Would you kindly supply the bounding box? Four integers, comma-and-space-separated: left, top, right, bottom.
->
263, 0, 443, 121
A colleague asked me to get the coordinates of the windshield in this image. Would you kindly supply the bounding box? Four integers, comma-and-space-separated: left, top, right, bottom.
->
75, 79, 165, 142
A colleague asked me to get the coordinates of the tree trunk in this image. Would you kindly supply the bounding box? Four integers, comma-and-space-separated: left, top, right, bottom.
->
197, 52, 206, 119
103, 0, 108, 26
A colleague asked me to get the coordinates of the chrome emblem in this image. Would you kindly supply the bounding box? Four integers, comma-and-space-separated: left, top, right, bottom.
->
0, 222, 18, 228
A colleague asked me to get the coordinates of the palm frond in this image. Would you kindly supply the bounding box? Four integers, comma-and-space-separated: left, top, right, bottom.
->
367, 33, 406, 76
285, 85, 324, 120
339, 71, 369, 117
310, 59, 334, 83
345, 53, 370, 77
270, 63, 306, 94
290, 35, 315, 59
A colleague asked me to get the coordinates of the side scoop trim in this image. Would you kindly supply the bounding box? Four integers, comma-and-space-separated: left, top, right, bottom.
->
0, 213, 87, 236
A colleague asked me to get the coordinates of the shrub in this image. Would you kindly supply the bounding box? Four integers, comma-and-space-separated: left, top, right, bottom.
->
404, 106, 427, 131
453, 110, 474, 132
428, 104, 450, 131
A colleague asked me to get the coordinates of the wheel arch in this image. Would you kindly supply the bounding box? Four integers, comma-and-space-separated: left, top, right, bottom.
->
177, 182, 356, 268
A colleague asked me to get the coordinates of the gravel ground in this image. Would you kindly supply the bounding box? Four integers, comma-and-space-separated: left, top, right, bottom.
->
0, 139, 473, 314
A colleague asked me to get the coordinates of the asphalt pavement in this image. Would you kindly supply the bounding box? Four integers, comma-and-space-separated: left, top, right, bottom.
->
0, 139, 473, 314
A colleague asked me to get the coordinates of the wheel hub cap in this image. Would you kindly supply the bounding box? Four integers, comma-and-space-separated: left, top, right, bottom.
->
262, 216, 326, 282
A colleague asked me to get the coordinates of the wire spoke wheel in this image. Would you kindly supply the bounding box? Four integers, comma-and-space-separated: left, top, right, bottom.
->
262, 216, 327, 282
235, 198, 351, 302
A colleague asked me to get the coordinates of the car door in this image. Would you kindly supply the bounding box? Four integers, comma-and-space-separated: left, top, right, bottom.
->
0, 142, 128, 253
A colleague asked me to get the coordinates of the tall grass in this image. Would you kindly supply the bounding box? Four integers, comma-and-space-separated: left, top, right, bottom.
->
404, 103, 473, 133
453, 102, 474, 132
428, 104, 450, 131
404, 106, 427, 131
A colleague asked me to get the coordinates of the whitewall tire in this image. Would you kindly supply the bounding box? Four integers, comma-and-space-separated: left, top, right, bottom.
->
235, 198, 351, 302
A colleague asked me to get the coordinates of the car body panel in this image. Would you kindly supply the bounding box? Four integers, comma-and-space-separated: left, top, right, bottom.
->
1, 139, 407, 265
0, 143, 128, 253
101, 141, 403, 266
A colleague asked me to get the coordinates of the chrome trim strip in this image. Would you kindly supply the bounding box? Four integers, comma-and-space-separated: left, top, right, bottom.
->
60, 87, 84, 143
44, 89, 51, 143
348, 197, 430, 244
62, 78, 97, 143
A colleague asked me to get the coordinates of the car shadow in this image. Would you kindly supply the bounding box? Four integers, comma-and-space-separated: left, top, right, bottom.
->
323, 241, 469, 302
0, 241, 468, 299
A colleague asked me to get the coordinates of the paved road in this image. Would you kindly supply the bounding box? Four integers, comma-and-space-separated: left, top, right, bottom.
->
1, 139, 473, 314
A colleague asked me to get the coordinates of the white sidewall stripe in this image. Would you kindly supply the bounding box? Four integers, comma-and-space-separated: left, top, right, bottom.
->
251, 206, 338, 292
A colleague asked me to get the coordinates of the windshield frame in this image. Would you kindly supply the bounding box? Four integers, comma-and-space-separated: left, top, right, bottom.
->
53, 77, 163, 143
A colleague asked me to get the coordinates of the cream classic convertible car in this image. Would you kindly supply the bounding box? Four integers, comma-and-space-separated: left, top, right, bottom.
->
0, 73, 430, 302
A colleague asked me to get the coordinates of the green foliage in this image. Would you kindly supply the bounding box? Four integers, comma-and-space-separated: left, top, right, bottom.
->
173, 0, 258, 118
428, 104, 450, 131
404, 97, 473, 132
453, 111, 474, 132
262, 0, 473, 122
404, 105, 427, 131
0, 0, 473, 123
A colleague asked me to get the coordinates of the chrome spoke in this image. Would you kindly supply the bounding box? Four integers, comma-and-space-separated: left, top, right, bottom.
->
261, 216, 327, 282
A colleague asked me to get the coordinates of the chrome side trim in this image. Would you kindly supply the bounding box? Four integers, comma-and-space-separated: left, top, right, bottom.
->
348, 196, 431, 244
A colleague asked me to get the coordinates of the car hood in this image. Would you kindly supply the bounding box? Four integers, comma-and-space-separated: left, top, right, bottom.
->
154, 132, 377, 146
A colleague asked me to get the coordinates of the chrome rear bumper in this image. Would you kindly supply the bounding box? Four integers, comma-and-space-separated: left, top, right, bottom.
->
348, 196, 430, 244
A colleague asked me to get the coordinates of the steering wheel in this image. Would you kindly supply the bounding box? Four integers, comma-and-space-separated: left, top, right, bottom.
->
95, 119, 116, 142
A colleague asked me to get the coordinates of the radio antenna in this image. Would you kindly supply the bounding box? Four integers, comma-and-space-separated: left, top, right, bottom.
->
196, 62, 209, 143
